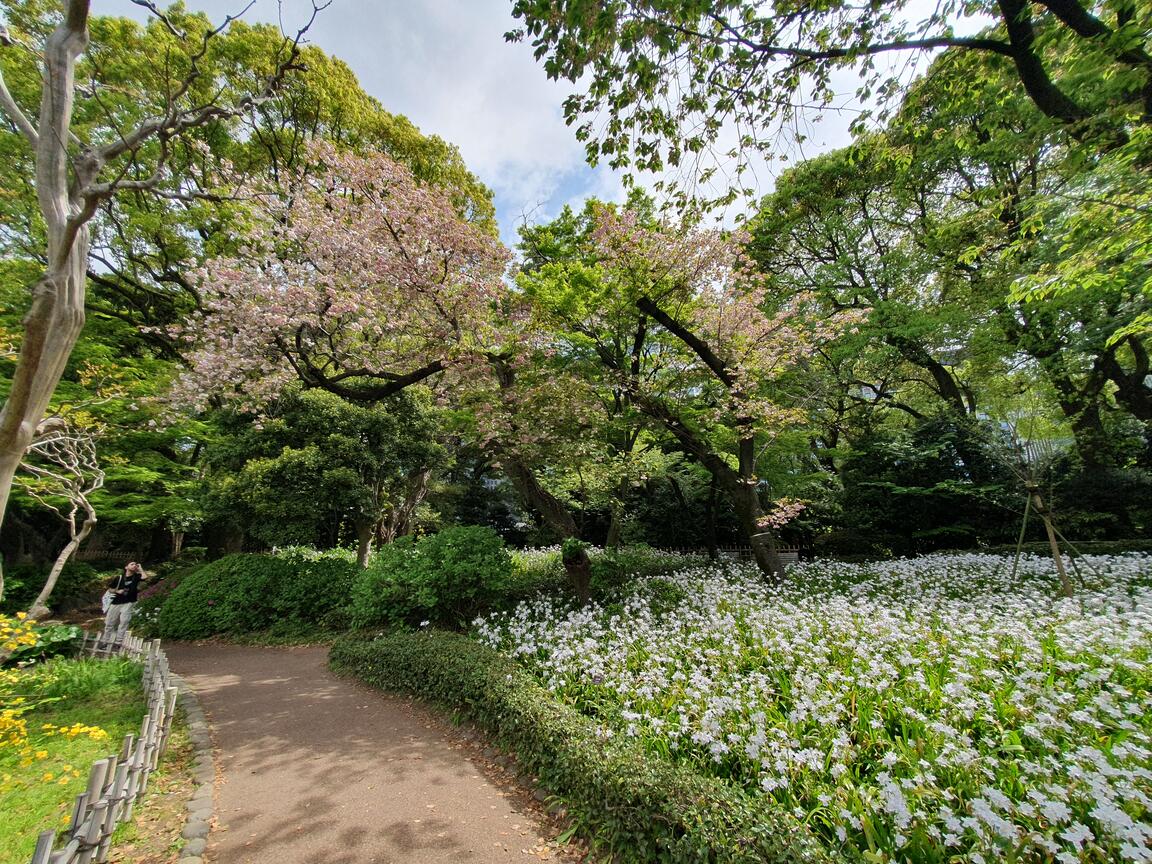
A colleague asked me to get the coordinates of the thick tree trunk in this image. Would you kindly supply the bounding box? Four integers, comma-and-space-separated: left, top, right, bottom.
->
354, 519, 374, 569
488, 355, 592, 601
705, 475, 719, 560
884, 334, 970, 414
1041, 357, 1115, 469
1103, 337, 1152, 428
632, 392, 782, 578
605, 506, 623, 549
605, 475, 631, 548
0, 5, 92, 602
502, 454, 591, 602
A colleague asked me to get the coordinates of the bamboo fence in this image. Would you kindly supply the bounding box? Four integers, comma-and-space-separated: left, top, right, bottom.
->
28, 635, 179, 864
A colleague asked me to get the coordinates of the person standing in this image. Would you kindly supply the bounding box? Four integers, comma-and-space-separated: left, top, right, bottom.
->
101, 561, 147, 647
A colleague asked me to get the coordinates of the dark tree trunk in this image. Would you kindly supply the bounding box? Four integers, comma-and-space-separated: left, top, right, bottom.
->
884, 334, 970, 414
605, 506, 623, 549
502, 454, 591, 603
1103, 337, 1152, 423
354, 519, 373, 569
705, 475, 719, 560
632, 391, 782, 578
1039, 353, 1116, 469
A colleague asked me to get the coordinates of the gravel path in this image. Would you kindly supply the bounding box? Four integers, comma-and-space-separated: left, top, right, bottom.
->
166, 643, 571, 864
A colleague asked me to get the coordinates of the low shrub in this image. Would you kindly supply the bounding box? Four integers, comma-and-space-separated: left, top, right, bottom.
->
154, 552, 358, 639
350, 527, 512, 628
330, 631, 840, 864
271, 547, 359, 621
131, 564, 205, 638
348, 537, 416, 629
504, 548, 567, 601
590, 544, 707, 593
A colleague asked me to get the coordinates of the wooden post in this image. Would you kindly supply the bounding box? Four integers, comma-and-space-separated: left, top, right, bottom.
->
1027, 483, 1074, 598
81, 760, 110, 818
77, 798, 108, 864
159, 687, 179, 756
30, 832, 54, 864
67, 791, 88, 836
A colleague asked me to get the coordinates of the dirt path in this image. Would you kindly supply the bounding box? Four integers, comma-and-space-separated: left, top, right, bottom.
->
166, 643, 572, 864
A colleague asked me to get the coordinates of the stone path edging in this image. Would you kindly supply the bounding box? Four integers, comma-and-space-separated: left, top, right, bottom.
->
172, 672, 215, 864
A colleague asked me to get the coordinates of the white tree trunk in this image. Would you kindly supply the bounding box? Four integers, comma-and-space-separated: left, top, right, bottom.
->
28, 503, 97, 620
0, 3, 91, 601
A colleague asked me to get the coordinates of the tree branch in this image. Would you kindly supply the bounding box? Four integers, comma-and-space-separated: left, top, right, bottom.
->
636, 295, 734, 388
0, 66, 38, 145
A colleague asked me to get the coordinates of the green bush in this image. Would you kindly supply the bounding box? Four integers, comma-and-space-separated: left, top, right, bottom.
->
348, 536, 416, 629
590, 544, 705, 593
330, 631, 841, 864
131, 563, 205, 638
504, 545, 709, 607
504, 548, 567, 601
272, 547, 359, 621
154, 552, 358, 639
350, 527, 512, 628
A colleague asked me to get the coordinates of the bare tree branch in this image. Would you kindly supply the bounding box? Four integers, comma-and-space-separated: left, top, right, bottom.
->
17, 418, 104, 619
0, 64, 38, 144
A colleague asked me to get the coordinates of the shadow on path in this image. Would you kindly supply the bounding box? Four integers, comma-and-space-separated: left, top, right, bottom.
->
167, 643, 562, 864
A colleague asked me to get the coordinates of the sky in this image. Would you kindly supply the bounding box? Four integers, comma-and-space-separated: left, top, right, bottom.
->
88, 0, 869, 246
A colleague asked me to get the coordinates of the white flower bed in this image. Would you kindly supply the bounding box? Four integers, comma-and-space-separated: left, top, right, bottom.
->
475, 553, 1152, 863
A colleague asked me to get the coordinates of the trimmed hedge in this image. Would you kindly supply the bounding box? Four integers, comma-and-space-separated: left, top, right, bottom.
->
330, 631, 842, 864
155, 553, 357, 639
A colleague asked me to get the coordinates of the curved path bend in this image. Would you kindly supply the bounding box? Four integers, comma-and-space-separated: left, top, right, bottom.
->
166, 644, 571, 864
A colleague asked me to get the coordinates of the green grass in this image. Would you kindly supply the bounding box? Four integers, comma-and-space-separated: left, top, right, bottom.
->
0, 658, 145, 864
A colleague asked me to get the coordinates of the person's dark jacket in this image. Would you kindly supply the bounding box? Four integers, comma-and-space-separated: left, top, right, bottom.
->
109, 570, 143, 605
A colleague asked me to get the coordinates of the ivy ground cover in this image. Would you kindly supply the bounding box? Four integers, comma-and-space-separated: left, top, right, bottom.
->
475, 554, 1152, 863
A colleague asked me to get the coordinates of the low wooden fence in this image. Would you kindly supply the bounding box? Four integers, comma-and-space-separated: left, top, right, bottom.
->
29, 635, 179, 864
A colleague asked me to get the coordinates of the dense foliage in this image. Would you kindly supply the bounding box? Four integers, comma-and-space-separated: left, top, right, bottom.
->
152, 551, 358, 639
348, 526, 513, 629
1, 2, 1148, 601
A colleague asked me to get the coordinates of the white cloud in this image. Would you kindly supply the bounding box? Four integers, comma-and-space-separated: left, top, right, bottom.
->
87, 0, 990, 242
92, 0, 595, 244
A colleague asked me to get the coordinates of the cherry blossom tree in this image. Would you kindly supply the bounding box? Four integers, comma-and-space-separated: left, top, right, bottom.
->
588, 207, 859, 577
177, 144, 619, 597
174, 142, 512, 410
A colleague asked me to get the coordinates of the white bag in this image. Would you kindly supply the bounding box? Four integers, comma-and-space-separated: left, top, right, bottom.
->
101, 589, 115, 613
